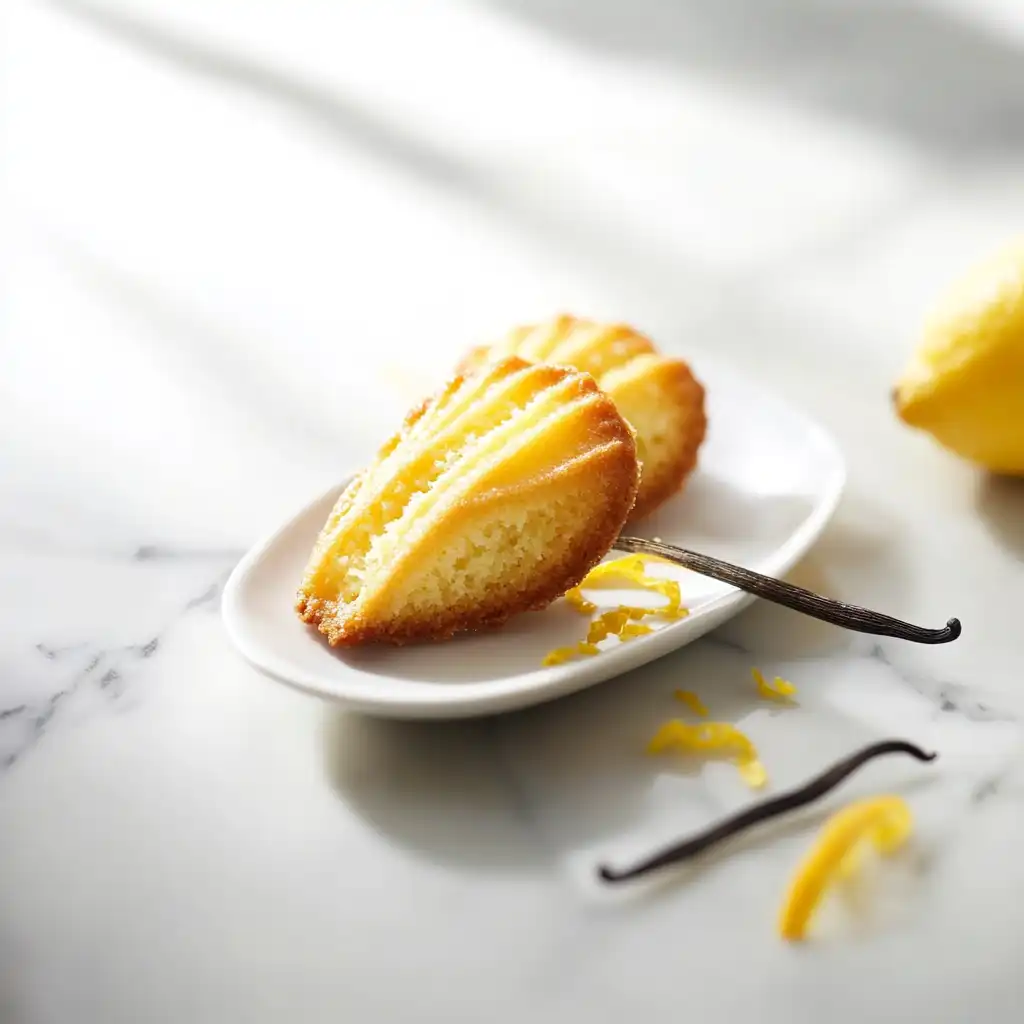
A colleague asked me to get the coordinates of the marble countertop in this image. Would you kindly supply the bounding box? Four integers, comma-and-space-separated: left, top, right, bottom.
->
3, 0, 1024, 1020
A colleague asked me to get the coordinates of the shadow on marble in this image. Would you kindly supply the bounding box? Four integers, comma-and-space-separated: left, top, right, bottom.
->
322, 643, 769, 874
486, 0, 1024, 158
322, 634, 922, 877
54, 0, 1024, 171
0, 928, 27, 1024
45, 0, 478, 197
322, 711, 552, 871
975, 473, 1024, 561
41, 0, 618, 280
28, 0, 756, 315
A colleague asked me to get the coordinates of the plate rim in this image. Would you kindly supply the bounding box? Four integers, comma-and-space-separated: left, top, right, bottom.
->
222, 378, 846, 719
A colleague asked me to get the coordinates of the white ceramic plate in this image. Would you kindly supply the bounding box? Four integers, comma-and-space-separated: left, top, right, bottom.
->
222, 365, 845, 719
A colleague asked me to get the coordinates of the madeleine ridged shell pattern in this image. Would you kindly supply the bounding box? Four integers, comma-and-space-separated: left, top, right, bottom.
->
460, 315, 707, 520
296, 356, 640, 645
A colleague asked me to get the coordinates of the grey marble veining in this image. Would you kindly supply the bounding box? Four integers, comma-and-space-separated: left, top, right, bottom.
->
0, 558, 238, 768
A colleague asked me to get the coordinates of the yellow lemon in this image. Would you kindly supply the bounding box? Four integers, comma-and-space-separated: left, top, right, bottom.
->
894, 239, 1024, 474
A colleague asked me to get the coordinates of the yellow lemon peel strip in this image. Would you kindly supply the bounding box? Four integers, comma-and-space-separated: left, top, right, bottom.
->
753, 668, 797, 702
567, 555, 688, 620
542, 641, 600, 666
547, 556, 688, 665
586, 608, 633, 644
564, 588, 597, 615
778, 795, 913, 941
545, 610, 654, 665
673, 689, 709, 717
738, 760, 769, 788
586, 609, 655, 644
646, 719, 768, 789
619, 621, 654, 639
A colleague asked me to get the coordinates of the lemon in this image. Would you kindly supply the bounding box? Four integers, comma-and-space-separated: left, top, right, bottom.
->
894, 239, 1024, 475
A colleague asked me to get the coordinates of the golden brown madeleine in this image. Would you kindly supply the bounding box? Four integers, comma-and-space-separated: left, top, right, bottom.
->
296, 356, 639, 646
459, 315, 706, 520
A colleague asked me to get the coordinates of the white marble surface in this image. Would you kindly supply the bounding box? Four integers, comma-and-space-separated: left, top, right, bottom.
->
3, 0, 1024, 1020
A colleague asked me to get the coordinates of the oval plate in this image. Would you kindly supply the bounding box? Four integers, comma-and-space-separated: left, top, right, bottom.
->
222, 365, 845, 719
